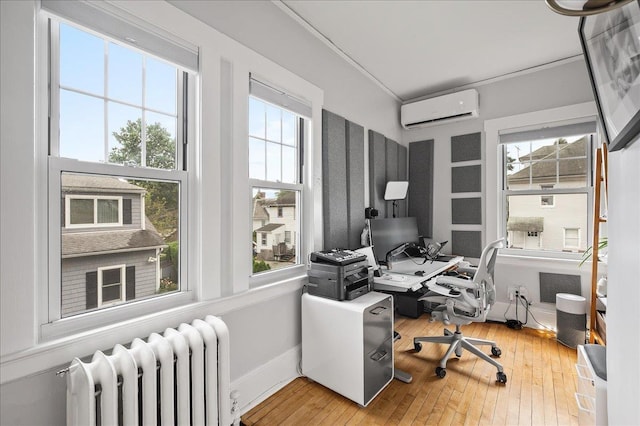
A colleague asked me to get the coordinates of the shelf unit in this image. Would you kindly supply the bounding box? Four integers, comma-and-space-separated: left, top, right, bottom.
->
589, 145, 608, 344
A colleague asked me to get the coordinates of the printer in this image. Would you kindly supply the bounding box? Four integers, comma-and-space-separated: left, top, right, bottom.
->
307, 249, 372, 301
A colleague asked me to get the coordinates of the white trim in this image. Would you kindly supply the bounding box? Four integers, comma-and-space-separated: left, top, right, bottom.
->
484, 102, 597, 245
2, 276, 304, 384
563, 227, 581, 250
233, 345, 301, 415
97, 263, 126, 307
65, 194, 123, 229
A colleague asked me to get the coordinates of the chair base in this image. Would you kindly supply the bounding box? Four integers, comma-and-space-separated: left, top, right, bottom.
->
413, 324, 505, 376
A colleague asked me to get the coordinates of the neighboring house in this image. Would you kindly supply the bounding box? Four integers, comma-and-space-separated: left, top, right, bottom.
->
252, 191, 296, 261
61, 174, 167, 317
506, 137, 588, 252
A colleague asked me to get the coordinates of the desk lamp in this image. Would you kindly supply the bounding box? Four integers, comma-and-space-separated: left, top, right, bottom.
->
384, 181, 409, 218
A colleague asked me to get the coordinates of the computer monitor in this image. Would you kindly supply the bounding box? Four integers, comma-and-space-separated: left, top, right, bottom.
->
369, 217, 420, 264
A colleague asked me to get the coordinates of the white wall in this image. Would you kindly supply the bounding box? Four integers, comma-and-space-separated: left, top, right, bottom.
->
0, 1, 400, 424
606, 137, 640, 426
400, 60, 597, 328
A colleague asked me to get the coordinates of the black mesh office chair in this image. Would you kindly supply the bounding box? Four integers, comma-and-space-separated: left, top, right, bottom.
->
413, 238, 507, 383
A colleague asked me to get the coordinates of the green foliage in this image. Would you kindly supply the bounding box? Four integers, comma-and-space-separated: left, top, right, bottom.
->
109, 119, 178, 238
109, 118, 175, 169
253, 258, 271, 273
579, 238, 608, 267
164, 241, 179, 270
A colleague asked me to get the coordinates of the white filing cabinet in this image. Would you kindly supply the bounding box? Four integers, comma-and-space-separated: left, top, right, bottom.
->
301, 291, 393, 407
575, 344, 607, 425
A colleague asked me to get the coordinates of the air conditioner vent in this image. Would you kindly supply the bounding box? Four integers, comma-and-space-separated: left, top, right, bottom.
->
401, 89, 479, 129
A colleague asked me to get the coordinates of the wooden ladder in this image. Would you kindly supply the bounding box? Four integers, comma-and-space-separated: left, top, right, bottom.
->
589, 144, 608, 344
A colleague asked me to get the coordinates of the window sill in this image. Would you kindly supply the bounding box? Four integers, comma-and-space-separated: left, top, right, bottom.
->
1, 274, 306, 384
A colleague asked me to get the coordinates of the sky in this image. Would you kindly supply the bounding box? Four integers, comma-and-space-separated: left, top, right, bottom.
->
59, 23, 177, 165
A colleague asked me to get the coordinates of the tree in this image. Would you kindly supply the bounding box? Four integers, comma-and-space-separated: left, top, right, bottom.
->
109, 119, 178, 239
109, 118, 175, 169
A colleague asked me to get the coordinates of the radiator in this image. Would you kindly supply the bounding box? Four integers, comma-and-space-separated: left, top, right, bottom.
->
66, 315, 234, 426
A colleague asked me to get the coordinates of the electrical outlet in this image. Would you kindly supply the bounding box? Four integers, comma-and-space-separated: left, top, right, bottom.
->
507, 286, 518, 301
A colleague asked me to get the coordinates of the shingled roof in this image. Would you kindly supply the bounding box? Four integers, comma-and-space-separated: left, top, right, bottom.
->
62, 174, 146, 194
62, 229, 166, 258
255, 223, 284, 233
507, 137, 588, 184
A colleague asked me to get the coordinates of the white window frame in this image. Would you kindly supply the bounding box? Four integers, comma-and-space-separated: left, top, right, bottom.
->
98, 264, 126, 308
564, 228, 581, 250
40, 7, 197, 340
65, 195, 123, 228
484, 102, 598, 260
248, 81, 310, 285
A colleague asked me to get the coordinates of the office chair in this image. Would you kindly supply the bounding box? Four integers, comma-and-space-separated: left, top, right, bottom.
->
414, 238, 507, 383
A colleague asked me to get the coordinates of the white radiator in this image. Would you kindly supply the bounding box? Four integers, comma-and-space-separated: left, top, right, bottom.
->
66, 315, 235, 426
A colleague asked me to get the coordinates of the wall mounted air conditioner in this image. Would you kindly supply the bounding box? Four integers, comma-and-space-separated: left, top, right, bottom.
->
401, 89, 479, 129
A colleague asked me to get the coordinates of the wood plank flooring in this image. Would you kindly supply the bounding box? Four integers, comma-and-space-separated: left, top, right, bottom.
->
242, 314, 579, 426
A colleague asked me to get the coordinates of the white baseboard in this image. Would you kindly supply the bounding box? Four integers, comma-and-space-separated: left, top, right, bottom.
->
488, 301, 557, 331
231, 344, 302, 415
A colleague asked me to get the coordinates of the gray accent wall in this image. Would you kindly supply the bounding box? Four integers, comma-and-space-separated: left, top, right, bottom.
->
451, 198, 482, 225
368, 130, 408, 219
451, 132, 482, 163
452, 230, 482, 258
322, 110, 365, 249
451, 165, 481, 193
539, 272, 582, 303
408, 139, 434, 238
449, 132, 483, 257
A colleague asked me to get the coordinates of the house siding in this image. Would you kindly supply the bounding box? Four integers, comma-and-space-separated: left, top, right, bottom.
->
61, 250, 158, 317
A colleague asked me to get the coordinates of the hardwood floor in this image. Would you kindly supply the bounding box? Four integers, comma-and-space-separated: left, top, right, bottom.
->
242, 314, 579, 425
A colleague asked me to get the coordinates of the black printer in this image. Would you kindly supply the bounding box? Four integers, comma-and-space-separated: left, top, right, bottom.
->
307, 249, 372, 301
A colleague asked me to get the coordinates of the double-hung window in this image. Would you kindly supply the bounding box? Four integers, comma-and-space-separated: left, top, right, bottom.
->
248, 77, 311, 275
42, 2, 197, 328
501, 121, 597, 254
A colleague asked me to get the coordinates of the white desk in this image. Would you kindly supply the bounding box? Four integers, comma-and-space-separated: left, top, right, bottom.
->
373, 256, 463, 293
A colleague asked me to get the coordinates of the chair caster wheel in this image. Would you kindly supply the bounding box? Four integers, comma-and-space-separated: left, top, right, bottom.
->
496, 372, 507, 384
435, 367, 446, 378
491, 346, 502, 357
414, 342, 422, 352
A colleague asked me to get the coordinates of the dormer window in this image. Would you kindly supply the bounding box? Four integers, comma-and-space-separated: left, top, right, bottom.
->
65, 195, 123, 228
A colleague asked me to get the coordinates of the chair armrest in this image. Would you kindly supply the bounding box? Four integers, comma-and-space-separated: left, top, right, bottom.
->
456, 266, 477, 276
435, 275, 478, 290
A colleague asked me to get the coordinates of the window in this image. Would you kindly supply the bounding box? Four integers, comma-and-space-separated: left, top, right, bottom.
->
66, 195, 122, 228
564, 228, 581, 250
540, 184, 555, 207
249, 78, 310, 275
501, 121, 596, 254
43, 3, 196, 324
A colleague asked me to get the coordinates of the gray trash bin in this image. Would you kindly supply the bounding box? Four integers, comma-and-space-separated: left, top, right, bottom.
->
556, 293, 586, 348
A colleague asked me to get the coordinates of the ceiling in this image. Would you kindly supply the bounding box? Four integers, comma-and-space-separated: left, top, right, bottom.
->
278, 0, 583, 102
170, 0, 584, 103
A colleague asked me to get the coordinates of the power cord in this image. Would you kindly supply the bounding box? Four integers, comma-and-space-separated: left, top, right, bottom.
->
504, 293, 555, 332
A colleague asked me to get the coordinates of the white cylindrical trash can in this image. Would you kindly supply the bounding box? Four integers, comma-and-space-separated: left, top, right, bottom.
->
556, 293, 587, 348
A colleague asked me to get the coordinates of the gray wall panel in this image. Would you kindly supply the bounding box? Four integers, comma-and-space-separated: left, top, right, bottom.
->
322, 110, 348, 249
452, 197, 482, 224
451, 132, 481, 162
346, 120, 365, 248
368, 130, 387, 217
452, 230, 482, 258
452, 165, 482, 193
539, 272, 582, 303
408, 139, 434, 238
398, 145, 408, 217
385, 138, 398, 217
